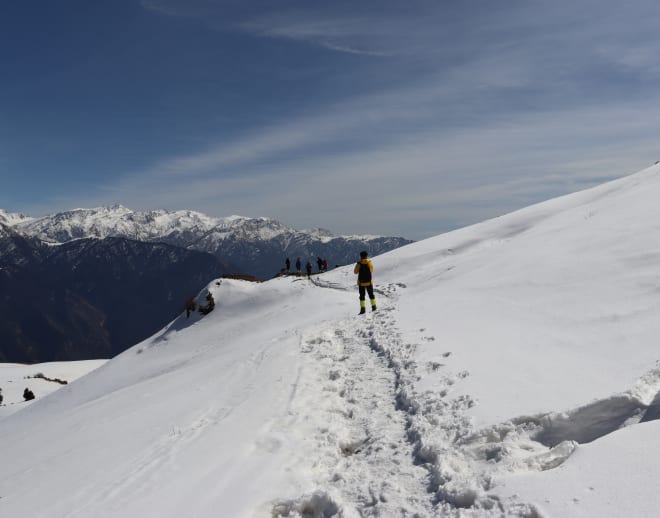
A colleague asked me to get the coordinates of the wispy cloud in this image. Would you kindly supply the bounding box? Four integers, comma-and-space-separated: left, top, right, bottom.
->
65, 88, 660, 239
238, 13, 401, 56
26, 0, 660, 239
140, 0, 439, 57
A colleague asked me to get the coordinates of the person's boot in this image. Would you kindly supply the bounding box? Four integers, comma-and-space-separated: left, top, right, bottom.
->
371, 305, 377, 312
359, 307, 366, 315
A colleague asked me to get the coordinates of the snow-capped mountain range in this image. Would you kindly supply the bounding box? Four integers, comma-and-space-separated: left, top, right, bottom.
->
4, 206, 412, 279
2, 165, 660, 517
8, 205, 393, 247
8, 205, 232, 244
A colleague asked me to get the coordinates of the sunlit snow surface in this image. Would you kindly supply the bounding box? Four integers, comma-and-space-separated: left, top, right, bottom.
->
2, 165, 660, 517
0, 361, 106, 419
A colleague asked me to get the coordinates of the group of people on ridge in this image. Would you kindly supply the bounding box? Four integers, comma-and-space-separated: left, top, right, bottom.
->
284, 257, 329, 277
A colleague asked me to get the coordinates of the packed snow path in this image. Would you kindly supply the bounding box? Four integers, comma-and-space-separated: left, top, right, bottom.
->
269, 280, 660, 517
272, 292, 433, 516
268, 283, 541, 517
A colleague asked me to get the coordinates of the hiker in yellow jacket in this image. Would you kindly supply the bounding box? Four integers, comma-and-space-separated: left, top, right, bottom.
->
354, 250, 377, 314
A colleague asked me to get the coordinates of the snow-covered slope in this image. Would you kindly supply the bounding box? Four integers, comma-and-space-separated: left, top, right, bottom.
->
2, 165, 660, 517
0, 361, 106, 419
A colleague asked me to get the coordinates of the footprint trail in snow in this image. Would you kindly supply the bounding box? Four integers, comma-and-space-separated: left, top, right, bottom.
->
269, 283, 546, 517
269, 280, 660, 516
272, 290, 433, 516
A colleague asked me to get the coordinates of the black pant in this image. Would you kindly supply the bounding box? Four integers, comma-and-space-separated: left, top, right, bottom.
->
359, 285, 375, 301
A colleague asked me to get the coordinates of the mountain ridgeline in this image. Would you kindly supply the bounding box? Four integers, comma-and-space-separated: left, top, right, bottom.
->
0, 208, 412, 362
9, 206, 412, 278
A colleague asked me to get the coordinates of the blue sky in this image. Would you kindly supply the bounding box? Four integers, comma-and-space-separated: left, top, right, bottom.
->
2, 0, 660, 239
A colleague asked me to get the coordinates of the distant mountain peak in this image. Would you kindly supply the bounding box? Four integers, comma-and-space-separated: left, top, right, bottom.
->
0, 209, 33, 226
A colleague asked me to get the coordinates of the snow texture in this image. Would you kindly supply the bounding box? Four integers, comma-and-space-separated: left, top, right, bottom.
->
0, 361, 107, 419
2, 164, 660, 517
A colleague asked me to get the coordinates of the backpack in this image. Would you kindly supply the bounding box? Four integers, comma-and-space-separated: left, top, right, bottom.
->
358, 261, 372, 283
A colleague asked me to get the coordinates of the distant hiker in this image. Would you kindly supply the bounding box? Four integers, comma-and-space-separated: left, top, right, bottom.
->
317, 257, 324, 273
296, 257, 302, 273
306, 261, 313, 278
23, 388, 35, 401
185, 297, 197, 318
199, 291, 215, 315
0, 388, 3, 405
354, 250, 377, 314
323, 259, 329, 272
285, 257, 291, 273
